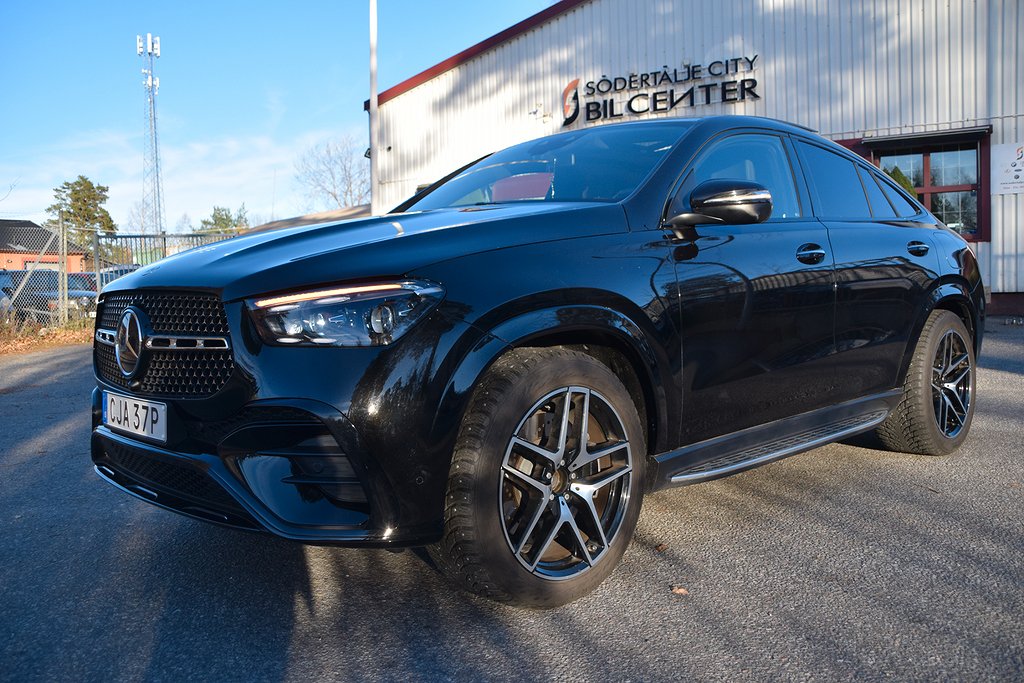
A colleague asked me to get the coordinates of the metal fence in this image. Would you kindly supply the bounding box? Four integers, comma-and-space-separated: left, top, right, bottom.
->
1, 226, 234, 332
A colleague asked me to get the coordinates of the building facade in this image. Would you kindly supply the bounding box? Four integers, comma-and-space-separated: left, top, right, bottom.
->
372, 0, 1023, 308
0, 220, 86, 272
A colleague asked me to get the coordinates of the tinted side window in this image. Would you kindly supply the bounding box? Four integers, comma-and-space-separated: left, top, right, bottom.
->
670, 133, 802, 219
796, 141, 871, 219
876, 175, 922, 218
857, 166, 897, 218
27, 271, 59, 289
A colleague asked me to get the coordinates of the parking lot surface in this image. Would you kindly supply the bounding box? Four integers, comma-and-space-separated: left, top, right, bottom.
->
1, 321, 1022, 682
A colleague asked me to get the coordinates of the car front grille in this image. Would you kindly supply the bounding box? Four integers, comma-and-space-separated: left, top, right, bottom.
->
95, 434, 258, 528
95, 291, 235, 398
185, 406, 322, 446
103, 439, 244, 512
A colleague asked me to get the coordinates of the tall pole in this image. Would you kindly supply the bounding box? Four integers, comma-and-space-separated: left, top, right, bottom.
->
92, 231, 100, 289
58, 211, 68, 325
138, 33, 166, 235
369, 0, 380, 216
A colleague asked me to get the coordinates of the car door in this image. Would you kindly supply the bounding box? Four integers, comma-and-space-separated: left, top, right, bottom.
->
793, 140, 942, 404
668, 132, 837, 445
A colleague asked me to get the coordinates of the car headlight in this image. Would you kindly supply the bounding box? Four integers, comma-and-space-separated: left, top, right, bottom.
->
247, 280, 444, 347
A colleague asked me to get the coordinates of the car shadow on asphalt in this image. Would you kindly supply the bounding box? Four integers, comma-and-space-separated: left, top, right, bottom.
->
106, 515, 669, 681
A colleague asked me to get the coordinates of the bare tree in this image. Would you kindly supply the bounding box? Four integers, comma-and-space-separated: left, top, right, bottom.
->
125, 201, 146, 233
294, 135, 370, 211
0, 178, 17, 203
174, 213, 193, 233
247, 211, 269, 229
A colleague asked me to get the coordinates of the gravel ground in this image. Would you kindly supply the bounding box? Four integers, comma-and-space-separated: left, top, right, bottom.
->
1, 320, 1021, 682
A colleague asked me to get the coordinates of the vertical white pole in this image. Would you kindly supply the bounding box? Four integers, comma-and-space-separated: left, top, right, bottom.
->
58, 211, 68, 326
369, 0, 380, 216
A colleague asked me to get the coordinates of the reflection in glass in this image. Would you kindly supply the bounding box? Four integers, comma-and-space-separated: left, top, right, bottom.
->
931, 191, 978, 236
406, 123, 691, 210
930, 148, 977, 186
880, 153, 923, 187
674, 134, 803, 219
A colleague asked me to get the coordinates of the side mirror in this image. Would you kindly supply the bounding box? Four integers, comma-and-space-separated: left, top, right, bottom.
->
665, 179, 773, 233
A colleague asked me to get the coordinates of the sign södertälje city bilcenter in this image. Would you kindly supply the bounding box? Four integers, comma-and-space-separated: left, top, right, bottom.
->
562, 55, 760, 126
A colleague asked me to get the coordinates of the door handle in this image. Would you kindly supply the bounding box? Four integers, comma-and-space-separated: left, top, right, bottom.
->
796, 243, 826, 265
907, 241, 930, 257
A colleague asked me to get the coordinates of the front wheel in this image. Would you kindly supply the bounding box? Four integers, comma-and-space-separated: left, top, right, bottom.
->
877, 309, 977, 455
429, 348, 646, 607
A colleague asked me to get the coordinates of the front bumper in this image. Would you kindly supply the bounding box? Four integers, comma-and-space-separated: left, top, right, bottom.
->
90, 388, 442, 547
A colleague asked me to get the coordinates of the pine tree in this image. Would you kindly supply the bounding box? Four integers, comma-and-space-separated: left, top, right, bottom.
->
44, 175, 117, 254
883, 166, 920, 201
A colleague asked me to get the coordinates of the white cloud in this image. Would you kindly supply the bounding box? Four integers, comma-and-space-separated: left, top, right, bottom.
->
0, 128, 140, 223
0, 124, 369, 231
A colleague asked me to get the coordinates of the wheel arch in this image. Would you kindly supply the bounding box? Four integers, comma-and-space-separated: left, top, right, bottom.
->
897, 279, 980, 386
432, 304, 674, 472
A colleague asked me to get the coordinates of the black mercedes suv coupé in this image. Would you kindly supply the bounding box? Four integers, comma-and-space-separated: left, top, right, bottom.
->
91, 116, 983, 607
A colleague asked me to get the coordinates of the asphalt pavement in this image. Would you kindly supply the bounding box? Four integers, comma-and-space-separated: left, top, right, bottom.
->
1, 321, 1022, 682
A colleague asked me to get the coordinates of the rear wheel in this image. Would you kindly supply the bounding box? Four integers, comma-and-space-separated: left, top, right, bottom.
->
429, 348, 645, 607
877, 309, 976, 455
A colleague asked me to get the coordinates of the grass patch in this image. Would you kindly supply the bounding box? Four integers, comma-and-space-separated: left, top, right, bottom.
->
0, 320, 94, 356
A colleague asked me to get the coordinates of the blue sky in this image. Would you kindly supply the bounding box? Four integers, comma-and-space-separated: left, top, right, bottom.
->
0, 0, 554, 229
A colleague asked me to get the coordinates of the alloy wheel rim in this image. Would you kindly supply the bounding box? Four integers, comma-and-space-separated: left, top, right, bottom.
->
499, 386, 632, 580
931, 329, 973, 438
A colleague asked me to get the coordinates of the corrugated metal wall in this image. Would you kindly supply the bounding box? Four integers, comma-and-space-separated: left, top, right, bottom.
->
377, 0, 1023, 293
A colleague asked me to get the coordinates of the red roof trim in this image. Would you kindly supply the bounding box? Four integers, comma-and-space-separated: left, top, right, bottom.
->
365, 0, 591, 110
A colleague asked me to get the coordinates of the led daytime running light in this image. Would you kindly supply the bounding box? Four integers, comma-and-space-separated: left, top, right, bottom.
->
254, 283, 404, 309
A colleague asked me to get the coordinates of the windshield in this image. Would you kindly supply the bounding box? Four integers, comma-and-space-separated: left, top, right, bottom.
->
69, 273, 97, 291
404, 122, 692, 212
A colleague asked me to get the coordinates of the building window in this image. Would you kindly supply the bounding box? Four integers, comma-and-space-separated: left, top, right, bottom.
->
878, 145, 980, 238
850, 127, 991, 242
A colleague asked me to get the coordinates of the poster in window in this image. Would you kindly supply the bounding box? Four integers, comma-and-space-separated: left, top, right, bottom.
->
992, 143, 1024, 195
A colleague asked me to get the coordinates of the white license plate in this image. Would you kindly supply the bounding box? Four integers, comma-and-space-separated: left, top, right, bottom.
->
103, 391, 167, 443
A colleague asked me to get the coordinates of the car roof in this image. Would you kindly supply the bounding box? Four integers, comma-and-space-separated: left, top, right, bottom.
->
579, 115, 816, 134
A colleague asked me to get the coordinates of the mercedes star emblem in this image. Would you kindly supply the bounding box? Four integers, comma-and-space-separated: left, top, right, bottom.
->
115, 308, 144, 378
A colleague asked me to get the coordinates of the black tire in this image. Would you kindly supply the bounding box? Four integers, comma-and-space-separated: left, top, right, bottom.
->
429, 347, 646, 608
877, 309, 976, 455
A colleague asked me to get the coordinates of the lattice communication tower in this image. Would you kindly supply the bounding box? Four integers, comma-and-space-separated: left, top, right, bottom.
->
137, 33, 166, 234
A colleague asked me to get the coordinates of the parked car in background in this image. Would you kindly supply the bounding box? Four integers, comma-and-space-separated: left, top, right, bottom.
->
2, 269, 98, 324
90, 116, 983, 607
98, 264, 141, 290
69, 272, 98, 291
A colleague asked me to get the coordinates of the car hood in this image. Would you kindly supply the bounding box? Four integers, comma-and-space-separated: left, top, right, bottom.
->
59, 289, 98, 299
106, 202, 626, 301
21, 289, 96, 299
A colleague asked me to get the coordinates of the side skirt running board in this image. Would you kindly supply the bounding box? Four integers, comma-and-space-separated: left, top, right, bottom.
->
651, 391, 901, 488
